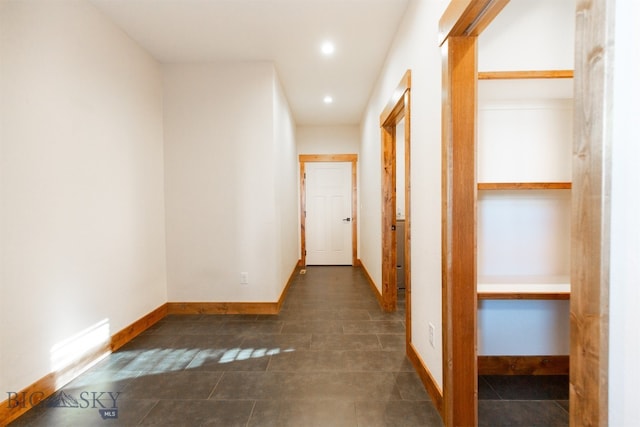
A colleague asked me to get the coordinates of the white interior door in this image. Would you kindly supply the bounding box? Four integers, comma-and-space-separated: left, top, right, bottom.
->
305, 162, 352, 265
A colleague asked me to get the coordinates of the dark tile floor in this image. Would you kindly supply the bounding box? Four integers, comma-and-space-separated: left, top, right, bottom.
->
9, 266, 568, 426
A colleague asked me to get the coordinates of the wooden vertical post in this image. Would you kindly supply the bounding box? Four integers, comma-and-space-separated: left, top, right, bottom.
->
381, 125, 397, 312
441, 35, 478, 427
570, 0, 612, 425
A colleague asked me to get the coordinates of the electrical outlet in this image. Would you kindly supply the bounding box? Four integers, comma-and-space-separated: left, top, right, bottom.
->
240, 272, 249, 285
428, 323, 435, 348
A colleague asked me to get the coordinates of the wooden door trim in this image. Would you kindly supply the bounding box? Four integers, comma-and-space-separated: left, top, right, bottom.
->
299, 154, 358, 266
570, 0, 612, 424
439, 1, 509, 425
380, 70, 411, 319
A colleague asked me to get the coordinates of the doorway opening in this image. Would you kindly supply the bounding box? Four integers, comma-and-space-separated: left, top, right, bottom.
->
299, 154, 358, 267
380, 70, 412, 329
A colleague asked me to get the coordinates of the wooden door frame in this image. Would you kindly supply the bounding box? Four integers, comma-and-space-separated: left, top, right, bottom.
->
570, 0, 612, 424
299, 154, 358, 267
380, 70, 412, 314
438, 1, 510, 426
440, 1, 611, 426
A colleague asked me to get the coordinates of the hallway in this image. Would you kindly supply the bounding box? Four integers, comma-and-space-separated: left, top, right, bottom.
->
10, 267, 442, 426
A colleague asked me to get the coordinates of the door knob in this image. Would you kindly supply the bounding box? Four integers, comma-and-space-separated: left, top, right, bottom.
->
342, 217, 351, 222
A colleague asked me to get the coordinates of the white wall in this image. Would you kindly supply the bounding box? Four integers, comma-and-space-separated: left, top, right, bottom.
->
359, 0, 448, 388
163, 62, 298, 303
0, 0, 166, 394
479, 0, 575, 71
609, 0, 640, 424
273, 74, 299, 288
296, 125, 359, 155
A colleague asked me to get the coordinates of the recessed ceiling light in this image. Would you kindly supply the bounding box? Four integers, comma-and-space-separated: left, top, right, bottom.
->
323, 95, 333, 104
321, 41, 335, 56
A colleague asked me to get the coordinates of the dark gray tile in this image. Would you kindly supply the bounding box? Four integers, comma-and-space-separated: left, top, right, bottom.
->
153, 321, 223, 335
241, 333, 312, 351
478, 375, 500, 400
123, 371, 222, 399
61, 367, 139, 393
267, 350, 347, 372
478, 400, 569, 426
218, 320, 284, 335
556, 399, 569, 412
377, 334, 406, 350
211, 371, 402, 401
172, 333, 245, 349
140, 399, 254, 426
482, 375, 569, 400
209, 371, 282, 400
119, 333, 181, 350
395, 371, 430, 401
344, 351, 414, 372
278, 308, 371, 321
91, 347, 199, 373
367, 309, 406, 321
281, 320, 344, 334
9, 398, 158, 427
356, 401, 444, 427
310, 334, 381, 350
186, 347, 272, 371
249, 400, 357, 427
343, 320, 405, 334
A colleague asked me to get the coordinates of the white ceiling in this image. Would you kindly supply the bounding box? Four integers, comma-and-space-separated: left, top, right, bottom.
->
89, 0, 410, 126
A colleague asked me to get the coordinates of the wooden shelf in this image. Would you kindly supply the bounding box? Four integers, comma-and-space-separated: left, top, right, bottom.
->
478, 276, 570, 300
478, 182, 571, 190
478, 70, 574, 80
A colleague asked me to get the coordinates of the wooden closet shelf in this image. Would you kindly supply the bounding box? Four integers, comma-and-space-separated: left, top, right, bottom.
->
478, 70, 574, 80
478, 182, 572, 190
478, 279, 570, 300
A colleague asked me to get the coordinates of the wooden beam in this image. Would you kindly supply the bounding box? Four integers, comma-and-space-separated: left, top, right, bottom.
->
441, 35, 478, 427
570, 0, 612, 425
439, 0, 510, 44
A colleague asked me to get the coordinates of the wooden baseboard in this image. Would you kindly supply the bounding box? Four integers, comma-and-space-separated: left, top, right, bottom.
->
478, 355, 570, 375
0, 303, 168, 426
276, 263, 300, 311
111, 304, 168, 352
358, 260, 384, 309
407, 342, 444, 416
0, 342, 110, 426
167, 301, 280, 315
167, 262, 301, 316
1, 264, 301, 426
